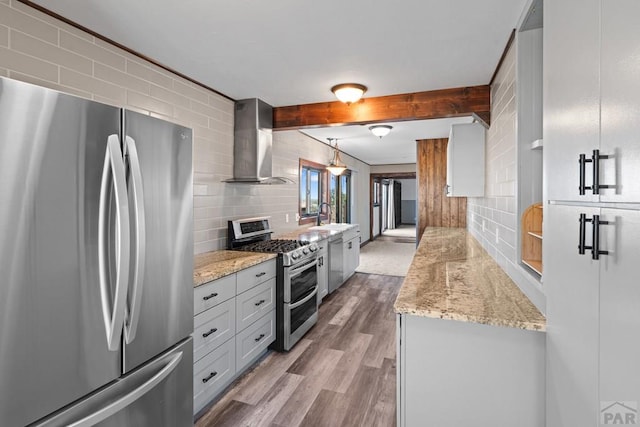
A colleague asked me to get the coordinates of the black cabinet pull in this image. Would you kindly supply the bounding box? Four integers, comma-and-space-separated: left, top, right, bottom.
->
592, 149, 614, 194
202, 292, 218, 301
591, 214, 610, 260
578, 154, 592, 195
254, 333, 266, 342
578, 214, 610, 260
254, 299, 266, 306
202, 328, 218, 338
202, 371, 217, 383
578, 214, 593, 254
255, 272, 266, 277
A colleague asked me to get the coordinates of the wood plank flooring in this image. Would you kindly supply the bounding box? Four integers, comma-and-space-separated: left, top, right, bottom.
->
195, 272, 402, 427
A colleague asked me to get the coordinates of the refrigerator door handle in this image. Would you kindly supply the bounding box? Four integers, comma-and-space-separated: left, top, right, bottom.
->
98, 135, 131, 351
39, 351, 183, 427
123, 135, 146, 344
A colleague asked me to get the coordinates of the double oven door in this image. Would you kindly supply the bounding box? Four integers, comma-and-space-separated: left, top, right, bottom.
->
283, 257, 318, 351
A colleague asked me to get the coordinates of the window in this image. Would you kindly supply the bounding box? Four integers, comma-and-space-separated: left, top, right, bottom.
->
372, 180, 381, 206
299, 159, 329, 225
330, 170, 351, 223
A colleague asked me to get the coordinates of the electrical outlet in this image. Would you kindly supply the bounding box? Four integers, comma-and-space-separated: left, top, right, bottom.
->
295, 213, 300, 221
285, 213, 289, 223
482, 219, 486, 233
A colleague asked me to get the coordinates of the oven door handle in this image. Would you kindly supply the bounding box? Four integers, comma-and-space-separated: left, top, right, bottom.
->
289, 286, 318, 310
289, 258, 318, 278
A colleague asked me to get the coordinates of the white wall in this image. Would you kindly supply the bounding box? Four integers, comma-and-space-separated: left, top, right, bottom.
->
0, 1, 371, 254
398, 179, 416, 200
466, 38, 545, 312
371, 163, 416, 174
398, 178, 417, 224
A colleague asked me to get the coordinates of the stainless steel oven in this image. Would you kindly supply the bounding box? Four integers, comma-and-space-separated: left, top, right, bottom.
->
227, 216, 319, 352
283, 257, 318, 350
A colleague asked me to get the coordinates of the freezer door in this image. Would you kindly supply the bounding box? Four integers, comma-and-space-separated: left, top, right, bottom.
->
35, 338, 193, 427
0, 78, 122, 426
122, 110, 193, 372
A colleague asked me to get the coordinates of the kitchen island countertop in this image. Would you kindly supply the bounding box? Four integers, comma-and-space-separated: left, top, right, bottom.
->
394, 227, 546, 331
194, 250, 277, 287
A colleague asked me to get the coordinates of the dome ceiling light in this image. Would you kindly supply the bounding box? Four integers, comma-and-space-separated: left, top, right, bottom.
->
331, 83, 367, 105
369, 125, 393, 138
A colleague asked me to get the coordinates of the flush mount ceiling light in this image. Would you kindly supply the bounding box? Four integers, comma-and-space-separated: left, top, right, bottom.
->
326, 138, 347, 175
369, 125, 393, 138
331, 83, 367, 105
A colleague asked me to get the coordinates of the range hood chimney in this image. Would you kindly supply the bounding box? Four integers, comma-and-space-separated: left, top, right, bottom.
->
224, 98, 292, 184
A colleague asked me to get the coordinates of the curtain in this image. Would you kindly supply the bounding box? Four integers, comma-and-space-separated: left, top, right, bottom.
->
387, 179, 396, 229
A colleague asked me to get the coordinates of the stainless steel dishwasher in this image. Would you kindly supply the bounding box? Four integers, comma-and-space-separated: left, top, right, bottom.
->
328, 234, 344, 294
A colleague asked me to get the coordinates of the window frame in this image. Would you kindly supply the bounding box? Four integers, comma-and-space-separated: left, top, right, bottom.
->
331, 169, 352, 223
299, 158, 330, 225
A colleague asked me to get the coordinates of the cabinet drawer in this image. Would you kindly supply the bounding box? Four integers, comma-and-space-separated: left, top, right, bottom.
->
236, 310, 275, 372
236, 259, 276, 294
193, 337, 236, 414
194, 274, 236, 315
194, 298, 236, 362
236, 278, 275, 332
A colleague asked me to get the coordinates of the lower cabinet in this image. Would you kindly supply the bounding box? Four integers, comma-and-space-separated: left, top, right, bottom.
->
193, 258, 276, 415
396, 314, 545, 427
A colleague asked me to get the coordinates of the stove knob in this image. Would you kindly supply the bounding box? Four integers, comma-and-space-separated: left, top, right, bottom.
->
309, 245, 318, 252
302, 248, 309, 255
291, 251, 300, 260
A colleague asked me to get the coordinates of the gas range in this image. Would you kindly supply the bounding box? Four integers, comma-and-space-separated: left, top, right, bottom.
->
235, 238, 318, 266
227, 217, 318, 266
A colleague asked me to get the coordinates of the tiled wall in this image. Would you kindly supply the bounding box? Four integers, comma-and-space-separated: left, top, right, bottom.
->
0, 0, 370, 254
466, 41, 544, 312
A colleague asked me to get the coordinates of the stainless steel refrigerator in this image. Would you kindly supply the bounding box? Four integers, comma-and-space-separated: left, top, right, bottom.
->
0, 77, 194, 426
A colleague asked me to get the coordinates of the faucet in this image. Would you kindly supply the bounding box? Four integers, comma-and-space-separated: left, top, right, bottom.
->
317, 202, 331, 226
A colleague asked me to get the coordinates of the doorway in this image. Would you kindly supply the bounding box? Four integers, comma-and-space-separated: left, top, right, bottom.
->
370, 172, 416, 243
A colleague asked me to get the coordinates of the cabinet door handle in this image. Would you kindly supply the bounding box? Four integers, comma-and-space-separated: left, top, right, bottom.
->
202, 371, 217, 383
444, 184, 450, 195
578, 213, 592, 255
202, 328, 218, 338
591, 214, 611, 260
254, 299, 266, 306
348, 242, 352, 249
591, 149, 614, 194
202, 292, 218, 301
255, 272, 266, 278
578, 154, 593, 195
254, 333, 266, 342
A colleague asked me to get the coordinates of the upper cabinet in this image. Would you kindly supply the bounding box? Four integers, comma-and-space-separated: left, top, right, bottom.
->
545, 0, 640, 203
446, 123, 485, 197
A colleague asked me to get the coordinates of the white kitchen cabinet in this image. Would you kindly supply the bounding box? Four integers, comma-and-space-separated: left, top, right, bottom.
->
445, 123, 485, 197
397, 314, 545, 427
342, 226, 360, 282
545, 0, 640, 203
544, 1, 640, 425
193, 258, 276, 415
316, 240, 328, 302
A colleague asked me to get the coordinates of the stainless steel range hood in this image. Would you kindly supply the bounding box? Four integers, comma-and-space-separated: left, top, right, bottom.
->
224, 98, 293, 184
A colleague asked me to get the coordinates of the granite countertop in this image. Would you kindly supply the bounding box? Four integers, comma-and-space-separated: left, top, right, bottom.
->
394, 227, 546, 331
275, 226, 334, 242
193, 250, 277, 288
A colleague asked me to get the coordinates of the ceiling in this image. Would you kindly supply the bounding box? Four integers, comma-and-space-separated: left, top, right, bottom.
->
301, 117, 474, 165
31, 0, 527, 165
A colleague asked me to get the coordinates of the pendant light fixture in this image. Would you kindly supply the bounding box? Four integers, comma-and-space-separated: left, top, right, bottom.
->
369, 125, 393, 138
326, 138, 347, 175
331, 83, 367, 105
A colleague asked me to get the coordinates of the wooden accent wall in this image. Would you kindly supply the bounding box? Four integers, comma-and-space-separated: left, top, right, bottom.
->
417, 138, 467, 242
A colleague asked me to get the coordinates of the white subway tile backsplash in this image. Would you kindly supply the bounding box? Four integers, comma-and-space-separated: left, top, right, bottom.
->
11, 29, 92, 75
0, 3, 57, 43
126, 59, 173, 89
0, 46, 58, 82
59, 31, 125, 71
61, 68, 126, 104
127, 89, 172, 117
94, 62, 150, 94
0, 25, 8, 47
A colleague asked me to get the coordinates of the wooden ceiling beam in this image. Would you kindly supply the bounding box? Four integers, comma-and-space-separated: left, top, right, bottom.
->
273, 85, 491, 130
